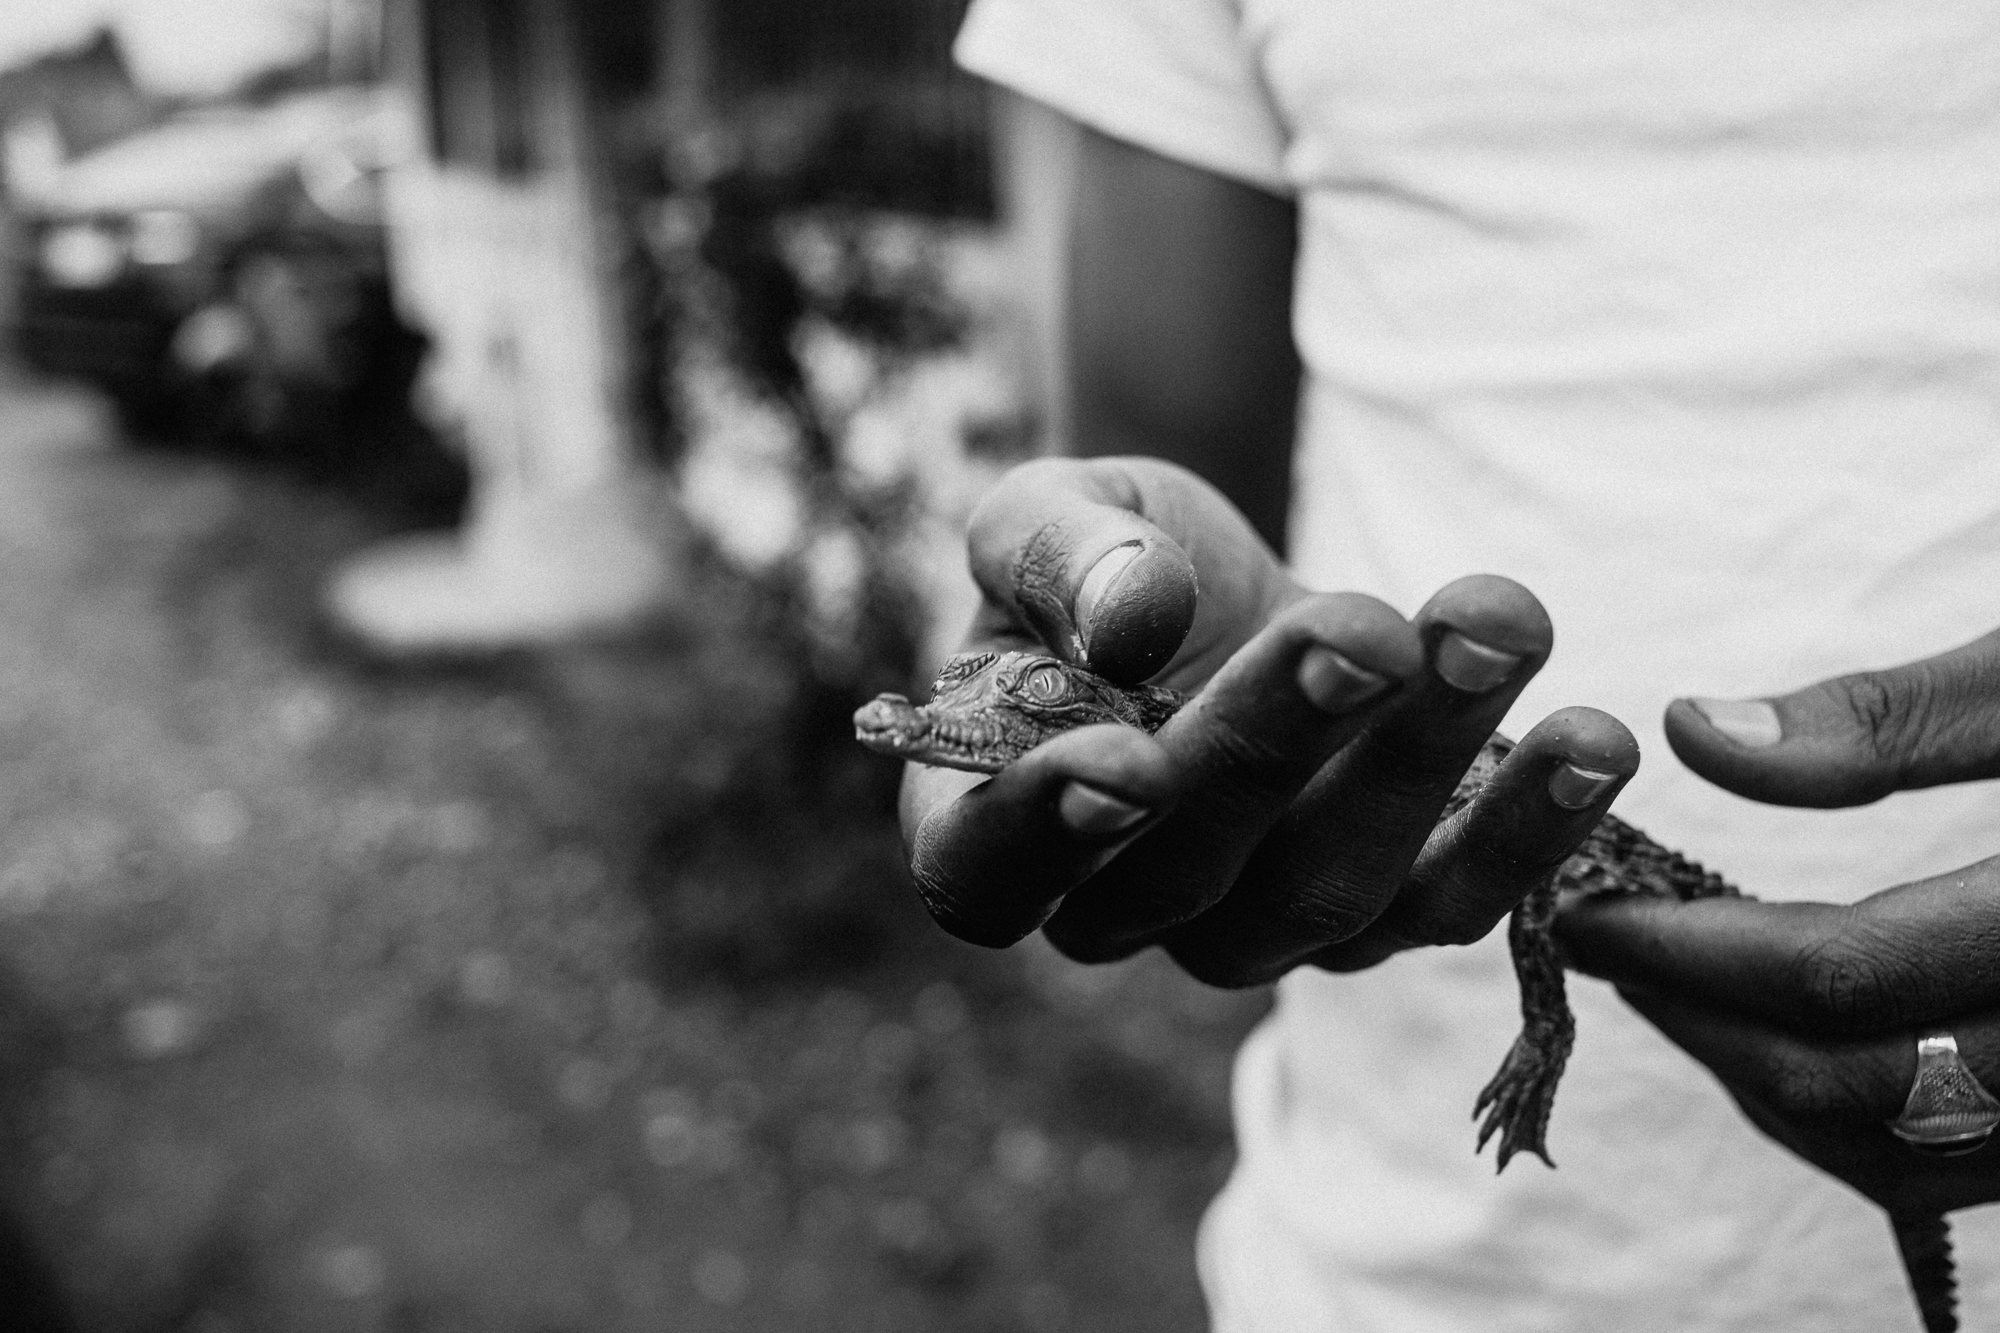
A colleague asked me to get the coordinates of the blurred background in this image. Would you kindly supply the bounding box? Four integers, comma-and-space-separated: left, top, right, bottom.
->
0, 2, 1268, 1330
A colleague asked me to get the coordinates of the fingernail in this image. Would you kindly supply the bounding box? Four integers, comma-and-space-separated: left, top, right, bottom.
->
1059, 782, 1150, 837
1075, 541, 1145, 649
1548, 762, 1620, 810
1297, 645, 1393, 714
1434, 632, 1523, 693
1688, 697, 1782, 749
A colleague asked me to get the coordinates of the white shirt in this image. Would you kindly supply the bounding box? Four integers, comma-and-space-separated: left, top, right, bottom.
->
959, 1, 2000, 1328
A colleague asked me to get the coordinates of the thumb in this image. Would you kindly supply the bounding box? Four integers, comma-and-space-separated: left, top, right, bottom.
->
967, 457, 1278, 685
1666, 629, 2000, 807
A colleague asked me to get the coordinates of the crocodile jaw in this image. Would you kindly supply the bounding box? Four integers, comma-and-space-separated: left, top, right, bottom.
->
852, 695, 1023, 773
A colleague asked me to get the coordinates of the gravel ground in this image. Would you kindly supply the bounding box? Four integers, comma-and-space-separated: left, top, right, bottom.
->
0, 374, 1269, 1333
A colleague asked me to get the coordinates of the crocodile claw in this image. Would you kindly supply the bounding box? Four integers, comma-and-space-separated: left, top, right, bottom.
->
1474, 1019, 1572, 1172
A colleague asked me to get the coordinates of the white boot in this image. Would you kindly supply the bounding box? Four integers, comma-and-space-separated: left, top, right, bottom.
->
324, 477, 683, 652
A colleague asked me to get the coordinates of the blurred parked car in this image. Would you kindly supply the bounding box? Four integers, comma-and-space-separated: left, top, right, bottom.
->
7, 86, 420, 459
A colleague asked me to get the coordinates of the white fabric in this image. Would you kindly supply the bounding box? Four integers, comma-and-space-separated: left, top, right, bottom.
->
960, 1, 2000, 1329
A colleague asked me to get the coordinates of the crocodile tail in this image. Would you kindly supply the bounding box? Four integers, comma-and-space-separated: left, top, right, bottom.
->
1890, 1210, 1958, 1333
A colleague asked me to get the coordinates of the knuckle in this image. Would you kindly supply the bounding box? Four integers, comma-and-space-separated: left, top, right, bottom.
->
1189, 711, 1306, 803
1840, 670, 1932, 777
1206, 713, 1292, 770
1278, 887, 1380, 950
1902, 663, 2000, 777
1839, 670, 1900, 744
1790, 927, 1902, 1030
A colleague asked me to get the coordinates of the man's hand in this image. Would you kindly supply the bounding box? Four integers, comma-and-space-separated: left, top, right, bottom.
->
1557, 632, 2000, 1215
1559, 863, 2000, 1216
1663, 628, 2000, 807
901, 455, 1639, 985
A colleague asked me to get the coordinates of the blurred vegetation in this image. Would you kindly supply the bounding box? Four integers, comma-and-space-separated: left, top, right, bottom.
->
626, 58, 1016, 761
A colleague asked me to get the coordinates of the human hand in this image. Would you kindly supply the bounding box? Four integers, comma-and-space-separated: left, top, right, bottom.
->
1662, 628, 2000, 808
899, 455, 1639, 984
1558, 861, 2000, 1217
1557, 631, 2000, 1215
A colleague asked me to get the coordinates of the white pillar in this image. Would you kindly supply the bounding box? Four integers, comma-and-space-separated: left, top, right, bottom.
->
326, 0, 679, 653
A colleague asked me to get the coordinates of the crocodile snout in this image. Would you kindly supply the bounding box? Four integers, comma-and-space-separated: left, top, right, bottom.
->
853, 695, 924, 750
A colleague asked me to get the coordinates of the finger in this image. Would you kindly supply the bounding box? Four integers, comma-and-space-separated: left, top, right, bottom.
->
1618, 989, 1908, 1124
1139, 574, 1555, 984
1636, 995, 2000, 1219
1039, 591, 1426, 963
1310, 707, 1639, 972
1557, 854, 2000, 1035
964, 455, 1294, 684
904, 723, 1182, 948
1667, 628, 2000, 808
1613, 988, 2000, 1127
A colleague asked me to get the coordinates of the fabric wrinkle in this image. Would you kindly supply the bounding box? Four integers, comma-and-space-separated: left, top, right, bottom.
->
959, 0, 2000, 1327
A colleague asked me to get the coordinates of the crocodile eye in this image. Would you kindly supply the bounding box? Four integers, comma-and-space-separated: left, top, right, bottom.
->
1022, 664, 1070, 705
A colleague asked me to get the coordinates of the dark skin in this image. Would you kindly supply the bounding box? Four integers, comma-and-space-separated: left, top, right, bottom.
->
1559, 636, 2000, 1219
906, 124, 1642, 982
1065, 123, 1300, 551
905, 454, 1640, 983
904, 108, 2000, 1219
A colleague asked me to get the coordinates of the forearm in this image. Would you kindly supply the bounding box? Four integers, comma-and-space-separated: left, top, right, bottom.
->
1061, 125, 1302, 551
1070, 357, 1299, 555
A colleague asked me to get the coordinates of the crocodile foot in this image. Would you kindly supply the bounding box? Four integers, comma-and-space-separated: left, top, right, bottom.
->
1474, 1018, 1573, 1172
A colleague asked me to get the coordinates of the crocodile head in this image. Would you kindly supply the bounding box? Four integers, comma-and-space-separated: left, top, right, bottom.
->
853, 650, 1186, 774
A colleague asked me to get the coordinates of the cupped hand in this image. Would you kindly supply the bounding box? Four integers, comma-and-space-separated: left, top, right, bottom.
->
900, 456, 1639, 985
1557, 630, 2000, 1216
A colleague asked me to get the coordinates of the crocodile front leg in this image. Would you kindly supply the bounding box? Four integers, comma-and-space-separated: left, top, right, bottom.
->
1474, 871, 1573, 1171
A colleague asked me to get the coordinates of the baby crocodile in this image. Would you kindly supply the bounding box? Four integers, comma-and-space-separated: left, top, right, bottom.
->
857, 649, 1962, 1333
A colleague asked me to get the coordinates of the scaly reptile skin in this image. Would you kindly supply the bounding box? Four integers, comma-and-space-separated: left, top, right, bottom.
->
857, 650, 1962, 1333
